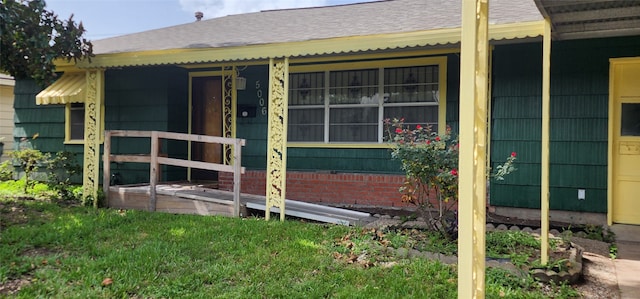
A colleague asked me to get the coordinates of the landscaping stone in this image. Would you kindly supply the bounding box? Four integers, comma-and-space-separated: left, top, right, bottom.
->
366, 212, 584, 285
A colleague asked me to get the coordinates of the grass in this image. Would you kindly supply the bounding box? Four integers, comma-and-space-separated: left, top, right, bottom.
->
0, 196, 580, 298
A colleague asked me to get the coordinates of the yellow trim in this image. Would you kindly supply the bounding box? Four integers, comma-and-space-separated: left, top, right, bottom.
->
288, 56, 448, 142
67, 21, 544, 69
81, 70, 105, 207
540, 18, 552, 265
290, 48, 460, 65
265, 58, 289, 221
290, 56, 447, 72
608, 59, 616, 226
438, 57, 448, 135
63, 102, 105, 144
287, 143, 393, 149
187, 71, 223, 180
458, 0, 489, 297
180, 62, 264, 69
607, 57, 640, 225
189, 71, 224, 78
486, 46, 494, 172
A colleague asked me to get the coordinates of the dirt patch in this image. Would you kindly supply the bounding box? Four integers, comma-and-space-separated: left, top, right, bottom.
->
0, 276, 33, 295
0, 200, 31, 229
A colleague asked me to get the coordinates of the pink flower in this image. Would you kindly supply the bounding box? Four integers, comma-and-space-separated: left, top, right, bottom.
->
416, 124, 422, 130
435, 136, 441, 141
395, 128, 403, 133
451, 169, 458, 176
426, 140, 431, 145
511, 152, 517, 157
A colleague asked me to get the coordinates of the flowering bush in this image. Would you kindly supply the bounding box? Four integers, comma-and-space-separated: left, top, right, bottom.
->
385, 118, 516, 239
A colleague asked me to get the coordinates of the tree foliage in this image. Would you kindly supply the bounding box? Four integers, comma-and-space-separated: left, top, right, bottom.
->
0, 0, 93, 85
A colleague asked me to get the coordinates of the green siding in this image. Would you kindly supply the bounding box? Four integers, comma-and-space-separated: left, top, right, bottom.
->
236, 65, 269, 169
490, 36, 640, 213
235, 54, 462, 173
105, 66, 189, 184
445, 53, 461, 133
13, 79, 83, 155
13, 66, 189, 186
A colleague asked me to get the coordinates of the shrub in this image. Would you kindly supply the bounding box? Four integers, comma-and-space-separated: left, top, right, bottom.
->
46, 151, 82, 201
0, 160, 14, 181
11, 148, 48, 193
385, 118, 516, 240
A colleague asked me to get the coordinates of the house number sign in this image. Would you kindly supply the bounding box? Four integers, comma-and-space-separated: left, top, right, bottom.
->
256, 80, 267, 116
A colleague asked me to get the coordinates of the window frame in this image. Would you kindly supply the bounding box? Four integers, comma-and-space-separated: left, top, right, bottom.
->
64, 102, 105, 144
287, 56, 448, 148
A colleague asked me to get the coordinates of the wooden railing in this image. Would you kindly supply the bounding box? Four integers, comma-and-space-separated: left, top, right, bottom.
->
103, 130, 246, 216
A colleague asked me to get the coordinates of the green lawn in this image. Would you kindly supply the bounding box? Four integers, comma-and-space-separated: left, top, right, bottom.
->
0, 197, 578, 298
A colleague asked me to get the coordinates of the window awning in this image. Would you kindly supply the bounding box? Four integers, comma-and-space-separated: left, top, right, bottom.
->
36, 72, 86, 105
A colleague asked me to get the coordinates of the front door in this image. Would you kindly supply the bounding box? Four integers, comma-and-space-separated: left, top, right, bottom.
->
611, 59, 640, 224
191, 76, 222, 182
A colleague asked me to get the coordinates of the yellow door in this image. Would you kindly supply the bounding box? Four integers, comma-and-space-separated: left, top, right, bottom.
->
611, 59, 640, 225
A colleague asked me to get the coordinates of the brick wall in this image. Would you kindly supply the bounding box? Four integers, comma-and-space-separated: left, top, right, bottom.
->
219, 170, 412, 207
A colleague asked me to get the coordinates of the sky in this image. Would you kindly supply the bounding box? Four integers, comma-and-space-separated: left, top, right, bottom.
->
44, 0, 377, 41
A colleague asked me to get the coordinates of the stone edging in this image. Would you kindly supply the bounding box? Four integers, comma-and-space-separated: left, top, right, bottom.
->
365, 215, 584, 284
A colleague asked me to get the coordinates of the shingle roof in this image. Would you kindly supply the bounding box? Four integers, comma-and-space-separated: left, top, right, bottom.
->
92, 0, 543, 55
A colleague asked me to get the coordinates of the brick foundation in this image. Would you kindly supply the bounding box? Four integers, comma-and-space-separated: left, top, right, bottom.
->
218, 170, 412, 207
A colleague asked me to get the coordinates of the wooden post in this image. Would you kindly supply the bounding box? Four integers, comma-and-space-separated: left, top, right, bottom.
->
458, 0, 489, 298
149, 131, 159, 211
265, 58, 289, 221
82, 70, 104, 208
541, 18, 552, 265
103, 130, 112, 202
233, 139, 243, 217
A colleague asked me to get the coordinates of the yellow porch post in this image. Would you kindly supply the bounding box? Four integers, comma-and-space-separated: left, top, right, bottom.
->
541, 18, 552, 265
82, 69, 105, 208
265, 58, 289, 221
458, 0, 489, 298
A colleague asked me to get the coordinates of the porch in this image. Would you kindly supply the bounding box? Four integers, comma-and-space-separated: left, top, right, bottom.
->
103, 129, 375, 226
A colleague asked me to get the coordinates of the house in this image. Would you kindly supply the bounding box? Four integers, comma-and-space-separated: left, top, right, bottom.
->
13, 0, 640, 226
0, 74, 15, 161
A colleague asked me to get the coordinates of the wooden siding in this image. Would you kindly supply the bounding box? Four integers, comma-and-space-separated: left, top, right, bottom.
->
0, 83, 14, 160
490, 36, 640, 213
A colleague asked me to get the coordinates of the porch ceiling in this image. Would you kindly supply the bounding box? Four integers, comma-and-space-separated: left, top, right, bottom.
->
535, 0, 640, 40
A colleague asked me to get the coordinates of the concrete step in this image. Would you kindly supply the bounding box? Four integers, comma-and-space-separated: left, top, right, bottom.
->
610, 224, 640, 243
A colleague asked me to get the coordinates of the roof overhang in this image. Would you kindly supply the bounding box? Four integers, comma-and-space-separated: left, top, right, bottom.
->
36, 72, 86, 105
65, 20, 545, 69
535, 0, 640, 40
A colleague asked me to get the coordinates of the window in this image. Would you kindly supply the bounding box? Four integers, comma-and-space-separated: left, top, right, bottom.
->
68, 103, 85, 141
65, 103, 104, 143
287, 57, 446, 145
621, 103, 640, 136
